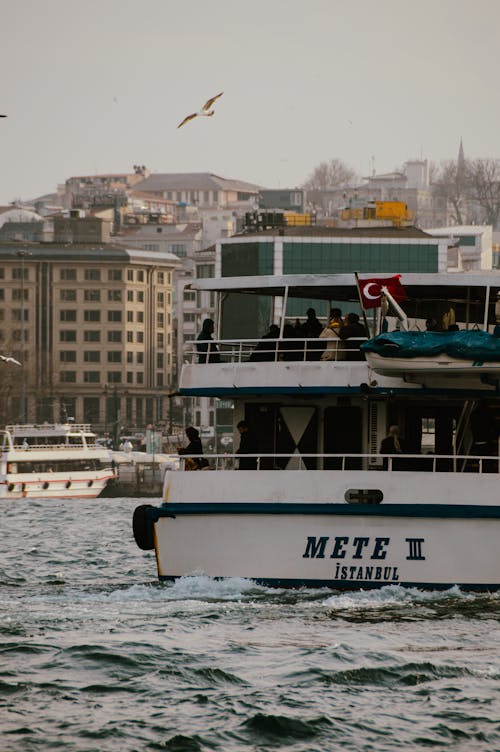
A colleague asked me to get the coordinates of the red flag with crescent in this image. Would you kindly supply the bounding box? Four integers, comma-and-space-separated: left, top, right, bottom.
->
358, 275, 408, 309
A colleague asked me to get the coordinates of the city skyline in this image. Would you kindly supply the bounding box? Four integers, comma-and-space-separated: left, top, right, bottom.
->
1, 0, 499, 204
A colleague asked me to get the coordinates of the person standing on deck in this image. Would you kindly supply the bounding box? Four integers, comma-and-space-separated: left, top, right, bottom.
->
236, 420, 259, 469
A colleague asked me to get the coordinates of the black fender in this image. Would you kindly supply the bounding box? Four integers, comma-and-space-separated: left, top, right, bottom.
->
132, 504, 155, 550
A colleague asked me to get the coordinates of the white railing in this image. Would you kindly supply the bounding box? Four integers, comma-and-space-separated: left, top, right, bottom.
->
185, 338, 368, 364
175, 452, 499, 474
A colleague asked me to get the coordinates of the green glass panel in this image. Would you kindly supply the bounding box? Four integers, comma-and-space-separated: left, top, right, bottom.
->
221, 242, 273, 277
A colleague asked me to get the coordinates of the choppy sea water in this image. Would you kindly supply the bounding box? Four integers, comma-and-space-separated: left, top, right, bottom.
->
0, 498, 499, 752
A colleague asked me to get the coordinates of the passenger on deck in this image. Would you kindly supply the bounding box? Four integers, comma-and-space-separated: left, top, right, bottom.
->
280, 323, 300, 361
320, 308, 344, 361
380, 425, 406, 470
196, 319, 221, 363
300, 307, 324, 360
339, 313, 367, 360
178, 426, 209, 470
249, 324, 280, 362
236, 420, 259, 469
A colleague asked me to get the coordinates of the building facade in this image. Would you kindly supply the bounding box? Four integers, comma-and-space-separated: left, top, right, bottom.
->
0, 243, 180, 437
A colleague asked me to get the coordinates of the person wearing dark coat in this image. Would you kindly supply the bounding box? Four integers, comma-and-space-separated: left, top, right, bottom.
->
338, 312, 367, 360
380, 425, 405, 470
300, 308, 324, 360
178, 426, 208, 469
196, 318, 221, 363
249, 324, 280, 361
236, 420, 259, 469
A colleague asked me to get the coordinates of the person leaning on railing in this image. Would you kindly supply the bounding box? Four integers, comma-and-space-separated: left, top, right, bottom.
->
196, 318, 221, 363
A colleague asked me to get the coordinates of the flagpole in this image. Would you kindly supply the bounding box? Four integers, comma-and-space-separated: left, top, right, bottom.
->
354, 272, 371, 336
381, 287, 409, 330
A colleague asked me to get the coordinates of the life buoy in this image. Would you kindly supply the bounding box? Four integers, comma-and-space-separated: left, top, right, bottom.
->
132, 504, 155, 550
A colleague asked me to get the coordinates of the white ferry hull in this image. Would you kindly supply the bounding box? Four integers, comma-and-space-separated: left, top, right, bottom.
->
0, 472, 113, 499
137, 470, 500, 591
153, 512, 499, 590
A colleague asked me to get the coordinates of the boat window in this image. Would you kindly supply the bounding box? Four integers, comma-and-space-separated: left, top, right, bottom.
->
345, 489, 383, 504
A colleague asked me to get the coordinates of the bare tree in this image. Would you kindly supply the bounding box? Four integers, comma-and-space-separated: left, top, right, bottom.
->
467, 158, 500, 228
302, 159, 358, 190
432, 159, 468, 225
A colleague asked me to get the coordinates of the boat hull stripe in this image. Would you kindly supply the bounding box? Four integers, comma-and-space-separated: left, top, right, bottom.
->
157, 503, 500, 519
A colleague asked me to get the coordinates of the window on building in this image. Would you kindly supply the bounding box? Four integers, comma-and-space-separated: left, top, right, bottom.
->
13, 289, 29, 301
60, 351, 77, 362
171, 244, 186, 258
136, 311, 144, 323
108, 310, 122, 322
85, 269, 101, 281
126, 372, 133, 384
157, 353, 164, 368
157, 373, 163, 387
184, 289, 196, 301
84, 371, 100, 383
157, 312, 164, 327
183, 313, 196, 322
136, 398, 143, 422
197, 264, 215, 278
108, 331, 122, 343
137, 372, 144, 384
126, 352, 133, 363
157, 271, 164, 284
0, 290, 3, 301
12, 268, 28, 280
137, 352, 144, 364
108, 269, 122, 281
84, 290, 101, 302
83, 397, 100, 424
60, 371, 77, 383
108, 351, 122, 363
60, 310, 76, 322
84, 351, 100, 362
60, 330, 77, 342
157, 333, 164, 347
127, 331, 133, 343
108, 290, 122, 302
157, 292, 164, 305
59, 289, 76, 301
137, 270, 144, 282
137, 291, 144, 302
127, 291, 134, 302
13, 329, 28, 341
127, 311, 133, 322
60, 269, 77, 281
127, 270, 134, 281
107, 371, 122, 383
84, 330, 100, 342
136, 331, 144, 343
84, 310, 100, 322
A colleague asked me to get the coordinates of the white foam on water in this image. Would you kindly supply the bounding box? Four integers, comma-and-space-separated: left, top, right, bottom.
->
320, 584, 482, 610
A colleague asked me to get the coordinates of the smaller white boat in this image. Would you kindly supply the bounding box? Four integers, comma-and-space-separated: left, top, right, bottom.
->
0, 423, 116, 499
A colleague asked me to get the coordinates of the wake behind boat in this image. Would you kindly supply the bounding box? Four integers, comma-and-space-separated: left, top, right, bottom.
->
133, 270, 500, 591
0, 422, 116, 499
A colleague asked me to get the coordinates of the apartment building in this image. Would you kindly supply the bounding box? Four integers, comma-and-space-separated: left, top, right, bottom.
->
0, 242, 180, 434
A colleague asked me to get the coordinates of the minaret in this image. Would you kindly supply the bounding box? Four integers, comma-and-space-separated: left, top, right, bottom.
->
457, 138, 465, 179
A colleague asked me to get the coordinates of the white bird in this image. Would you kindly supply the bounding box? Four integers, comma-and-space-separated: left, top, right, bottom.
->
177, 92, 223, 129
0, 354, 21, 365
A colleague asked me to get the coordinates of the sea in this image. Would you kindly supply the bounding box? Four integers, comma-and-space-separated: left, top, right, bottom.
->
1, 497, 499, 752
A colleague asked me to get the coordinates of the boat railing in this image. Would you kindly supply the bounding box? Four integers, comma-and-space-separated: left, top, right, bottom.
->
175, 451, 499, 474
4, 441, 103, 451
184, 337, 368, 364
5, 423, 94, 433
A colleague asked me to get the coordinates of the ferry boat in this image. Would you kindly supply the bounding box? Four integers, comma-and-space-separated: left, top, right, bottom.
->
0, 423, 116, 499
133, 271, 500, 591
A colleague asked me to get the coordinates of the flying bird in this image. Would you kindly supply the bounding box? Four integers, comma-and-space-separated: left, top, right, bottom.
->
177, 92, 223, 129
0, 115, 7, 118
0, 354, 21, 365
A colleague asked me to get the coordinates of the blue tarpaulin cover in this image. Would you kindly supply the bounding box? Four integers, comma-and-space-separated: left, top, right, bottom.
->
360, 330, 500, 361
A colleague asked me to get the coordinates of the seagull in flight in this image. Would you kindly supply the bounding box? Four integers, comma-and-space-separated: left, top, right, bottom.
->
177, 92, 223, 129
0, 354, 21, 365
0, 115, 7, 118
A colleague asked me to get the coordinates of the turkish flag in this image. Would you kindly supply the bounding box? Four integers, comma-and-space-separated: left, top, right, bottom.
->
358, 275, 408, 309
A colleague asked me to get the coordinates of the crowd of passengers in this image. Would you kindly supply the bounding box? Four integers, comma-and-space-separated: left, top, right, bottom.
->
196, 309, 368, 364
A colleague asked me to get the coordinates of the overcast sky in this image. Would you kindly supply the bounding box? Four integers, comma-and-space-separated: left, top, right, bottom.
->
1, 0, 499, 204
